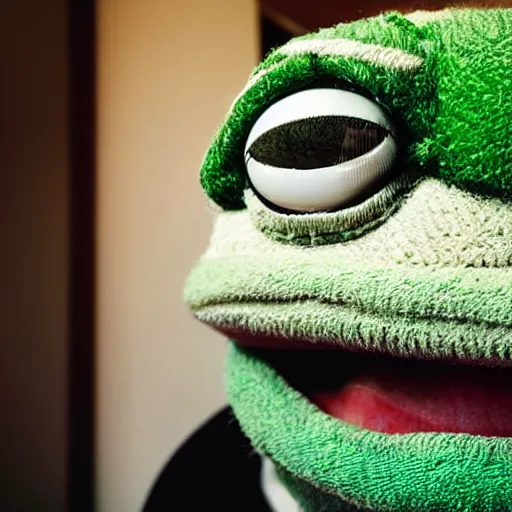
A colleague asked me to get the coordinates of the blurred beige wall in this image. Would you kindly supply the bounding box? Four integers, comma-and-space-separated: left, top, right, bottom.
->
0, 2, 68, 510
96, 0, 258, 509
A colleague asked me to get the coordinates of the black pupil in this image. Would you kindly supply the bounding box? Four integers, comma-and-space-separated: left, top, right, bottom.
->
247, 115, 388, 170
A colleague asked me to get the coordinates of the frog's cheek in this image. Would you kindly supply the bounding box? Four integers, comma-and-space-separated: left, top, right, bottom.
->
185, 177, 512, 362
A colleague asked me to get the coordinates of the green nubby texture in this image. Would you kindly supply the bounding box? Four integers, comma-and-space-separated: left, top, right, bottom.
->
226, 344, 512, 512
187, 8, 512, 512
200, 9, 512, 210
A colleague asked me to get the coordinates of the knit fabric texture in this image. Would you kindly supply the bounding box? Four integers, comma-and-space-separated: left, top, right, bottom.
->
183, 7, 512, 512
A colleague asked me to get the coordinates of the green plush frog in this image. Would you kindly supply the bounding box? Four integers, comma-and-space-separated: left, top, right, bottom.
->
184, 8, 512, 512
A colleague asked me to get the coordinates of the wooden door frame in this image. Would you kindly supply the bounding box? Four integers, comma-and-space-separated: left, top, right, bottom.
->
68, 1, 96, 509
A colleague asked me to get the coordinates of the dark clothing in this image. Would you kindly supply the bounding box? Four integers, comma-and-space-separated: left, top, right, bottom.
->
143, 407, 272, 512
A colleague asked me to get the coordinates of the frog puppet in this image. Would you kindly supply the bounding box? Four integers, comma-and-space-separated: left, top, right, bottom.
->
146, 7, 512, 512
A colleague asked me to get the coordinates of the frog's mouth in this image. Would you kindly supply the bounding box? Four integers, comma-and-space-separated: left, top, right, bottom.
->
186, 257, 512, 439
215, 321, 512, 437
186, 254, 512, 508
242, 347, 512, 438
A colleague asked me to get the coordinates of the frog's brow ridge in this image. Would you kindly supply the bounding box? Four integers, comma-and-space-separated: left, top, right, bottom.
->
278, 38, 424, 71
224, 37, 423, 120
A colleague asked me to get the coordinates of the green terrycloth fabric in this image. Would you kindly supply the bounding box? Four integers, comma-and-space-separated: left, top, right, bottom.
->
183, 7, 512, 512
226, 344, 512, 512
200, 8, 512, 210
186, 257, 512, 363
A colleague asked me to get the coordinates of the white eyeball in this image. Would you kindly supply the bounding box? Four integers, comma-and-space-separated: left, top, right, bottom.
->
245, 88, 397, 213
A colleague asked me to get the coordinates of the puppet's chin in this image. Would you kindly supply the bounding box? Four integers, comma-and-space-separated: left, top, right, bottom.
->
256, 348, 512, 438
226, 342, 512, 511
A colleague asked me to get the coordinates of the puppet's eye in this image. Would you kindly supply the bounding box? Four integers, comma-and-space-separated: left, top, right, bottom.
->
244, 88, 397, 213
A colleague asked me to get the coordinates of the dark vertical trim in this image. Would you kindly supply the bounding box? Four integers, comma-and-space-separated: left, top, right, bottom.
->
67, 0, 96, 510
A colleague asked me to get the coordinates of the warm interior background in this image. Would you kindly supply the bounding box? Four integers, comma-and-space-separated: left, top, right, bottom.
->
261, 0, 512, 32
2, 0, 511, 511
97, 1, 258, 510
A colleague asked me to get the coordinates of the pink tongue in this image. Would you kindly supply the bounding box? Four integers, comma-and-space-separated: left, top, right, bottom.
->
310, 363, 512, 436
